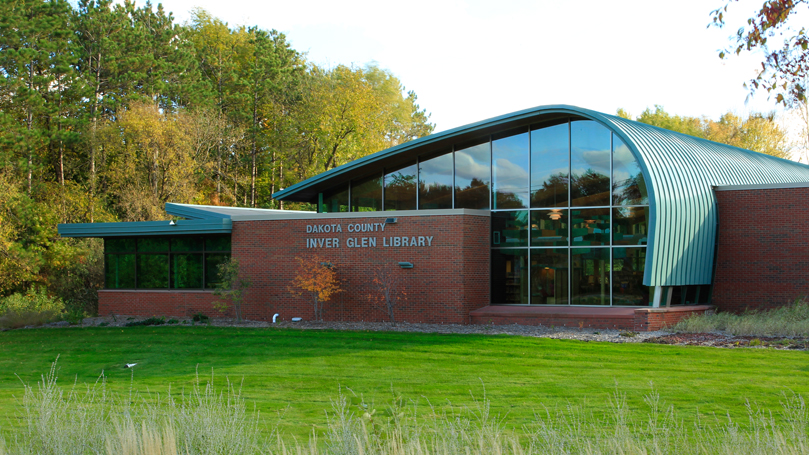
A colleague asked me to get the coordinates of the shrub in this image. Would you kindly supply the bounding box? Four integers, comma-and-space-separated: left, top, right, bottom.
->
125, 317, 166, 327
46, 238, 104, 318
0, 286, 65, 329
212, 257, 251, 322
192, 313, 209, 324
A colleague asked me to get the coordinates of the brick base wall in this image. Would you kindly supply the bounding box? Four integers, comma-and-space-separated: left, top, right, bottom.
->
100, 212, 490, 324
713, 187, 809, 313
98, 290, 219, 318
633, 306, 714, 331
470, 305, 713, 331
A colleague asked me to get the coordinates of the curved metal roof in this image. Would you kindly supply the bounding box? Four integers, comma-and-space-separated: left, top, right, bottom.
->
273, 105, 809, 286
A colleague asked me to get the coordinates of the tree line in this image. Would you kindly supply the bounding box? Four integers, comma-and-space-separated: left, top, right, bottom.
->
0, 0, 433, 311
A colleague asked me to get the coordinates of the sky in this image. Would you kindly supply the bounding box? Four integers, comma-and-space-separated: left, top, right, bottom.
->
122, 0, 797, 133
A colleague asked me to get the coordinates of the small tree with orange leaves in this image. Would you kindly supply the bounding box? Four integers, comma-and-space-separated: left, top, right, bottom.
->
368, 264, 407, 325
289, 256, 341, 321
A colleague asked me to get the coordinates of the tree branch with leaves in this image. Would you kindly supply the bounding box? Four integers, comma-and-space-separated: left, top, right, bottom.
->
710, 0, 808, 104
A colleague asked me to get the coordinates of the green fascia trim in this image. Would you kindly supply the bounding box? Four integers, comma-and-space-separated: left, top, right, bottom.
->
57, 218, 232, 238
271, 104, 809, 288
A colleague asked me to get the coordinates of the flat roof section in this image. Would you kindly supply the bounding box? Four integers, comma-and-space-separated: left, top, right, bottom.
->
713, 182, 809, 191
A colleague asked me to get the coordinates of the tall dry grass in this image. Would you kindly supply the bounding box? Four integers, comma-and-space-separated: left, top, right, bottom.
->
670, 298, 809, 337
1, 362, 808, 454
0, 359, 263, 455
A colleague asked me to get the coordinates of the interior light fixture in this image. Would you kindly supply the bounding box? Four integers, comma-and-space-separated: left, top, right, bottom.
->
548, 210, 562, 221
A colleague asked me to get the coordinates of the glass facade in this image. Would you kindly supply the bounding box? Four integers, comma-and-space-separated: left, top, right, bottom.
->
104, 235, 231, 290
492, 129, 529, 209
351, 174, 382, 212
314, 116, 651, 306
384, 162, 417, 211
454, 139, 491, 210
418, 151, 453, 209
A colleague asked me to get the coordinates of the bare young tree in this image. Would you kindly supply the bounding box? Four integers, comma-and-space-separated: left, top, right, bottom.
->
367, 264, 407, 325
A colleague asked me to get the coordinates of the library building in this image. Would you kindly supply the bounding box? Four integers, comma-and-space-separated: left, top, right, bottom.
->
58, 105, 809, 331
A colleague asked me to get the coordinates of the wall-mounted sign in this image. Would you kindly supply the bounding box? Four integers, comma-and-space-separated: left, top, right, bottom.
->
304, 221, 433, 249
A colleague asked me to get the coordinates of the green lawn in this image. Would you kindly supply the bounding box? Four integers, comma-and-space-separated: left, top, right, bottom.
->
0, 326, 807, 439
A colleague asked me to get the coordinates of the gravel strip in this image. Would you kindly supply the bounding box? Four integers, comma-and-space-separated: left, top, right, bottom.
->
33, 316, 666, 344
23, 316, 808, 349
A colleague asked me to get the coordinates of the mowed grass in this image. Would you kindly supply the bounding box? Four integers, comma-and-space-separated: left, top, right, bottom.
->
1, 326, 808, 440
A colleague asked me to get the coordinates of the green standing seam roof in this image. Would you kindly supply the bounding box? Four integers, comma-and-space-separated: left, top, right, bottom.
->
272, 104, 809, 287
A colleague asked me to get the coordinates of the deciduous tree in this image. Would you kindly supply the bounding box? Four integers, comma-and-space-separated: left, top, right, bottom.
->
367, 264, 407, 324
289, 256, 340, 322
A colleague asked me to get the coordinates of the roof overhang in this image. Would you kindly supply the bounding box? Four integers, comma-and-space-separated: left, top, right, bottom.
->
57, 218, 232, 238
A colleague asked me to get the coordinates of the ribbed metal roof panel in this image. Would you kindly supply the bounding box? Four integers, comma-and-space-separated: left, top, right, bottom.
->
595, 112, 809, 286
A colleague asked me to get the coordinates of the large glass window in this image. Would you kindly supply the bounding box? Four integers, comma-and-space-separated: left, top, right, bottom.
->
613, 137, 649, 206
172, 254, 203, 289
137, 254, 169, 289
571, 248, 610, 305
531, 248, 568, 304
351, 174, 382, 212
531, 121, 569, 208
491, 249, 528, 304
613, 206, 648, 246
612, 248, 648, 306
454, 139, 490, 210
492, 129, 529, 209
418, 152, 453, 209
531, 210, 568, 247
384, 162, 417, 211
570, 120, 611, 207
103, 235, 231, 290
491, 211, 529, 247
105, 253, 136, 289
319, 183, 349, 213
571, 208, 610, 246
205, 254, 230, 289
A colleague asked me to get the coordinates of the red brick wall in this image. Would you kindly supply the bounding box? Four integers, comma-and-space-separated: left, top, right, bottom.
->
713, 187, 809, 312
633, 306, 713, 331
468, 305, 712, 332
97, 290, 220, 318
100, 213, 491, 324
